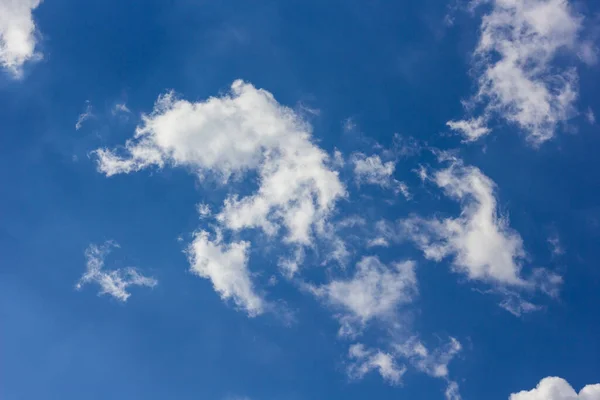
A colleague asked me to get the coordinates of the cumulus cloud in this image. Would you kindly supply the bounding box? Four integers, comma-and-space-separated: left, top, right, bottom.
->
402, 162, 528, 285
509, 377, 600, 400
309, 256, 417, 336
401, 160, 563, 314
347, 344, 406, 385
75, 241, 158, 302
451, 0, 588, 144
94, 80, 345, 247
0, 0, 42, 76
351, 152, 410, 198
186, 230, 264, 317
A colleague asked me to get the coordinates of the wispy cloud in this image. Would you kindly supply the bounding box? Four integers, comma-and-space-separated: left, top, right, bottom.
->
76, 241, 157, 302
75, 101, 94, 130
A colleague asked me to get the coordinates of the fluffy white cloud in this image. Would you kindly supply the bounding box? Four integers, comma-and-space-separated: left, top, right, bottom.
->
510, 377, 600, 400
351, 152, 409, 197
347, 344, 406, 385
402, 161, 563, 313
95, 80, 345, 247
75, 241, 158, 302
452, 0, 587, 144
0, 0, 42, 76
402, 162, 528, 285
310, 256, 417, 336
186, 230, 264, 317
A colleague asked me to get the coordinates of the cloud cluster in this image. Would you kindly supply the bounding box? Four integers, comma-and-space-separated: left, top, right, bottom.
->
0, 0, 42, 76
95, 80, 345, 246
76, 241, 158, 301
449, 0, 590, 144
510, 377, 600, 400
346, 336, 463, 396
94, 80, 345, 314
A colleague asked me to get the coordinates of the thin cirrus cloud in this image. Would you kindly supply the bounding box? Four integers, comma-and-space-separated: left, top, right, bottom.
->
448, 0, 593, 144
0, 0, 43, 77
93, 80, 346, 314
75, 241, 158, 302
509, 377, 600, 400
75, 101, 93, 130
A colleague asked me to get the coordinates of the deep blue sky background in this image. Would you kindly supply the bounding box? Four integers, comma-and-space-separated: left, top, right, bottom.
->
1, 1, 600, 399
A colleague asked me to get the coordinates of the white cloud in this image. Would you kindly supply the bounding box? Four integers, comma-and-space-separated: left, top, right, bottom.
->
197, 203, 212, 218
585, 107, 595, 125
395, 336, 462, 379
367, 237, 390, 248
395, 337, 463, 399
509, 377, 600, 400
95, 80, 345, 248
0, 0, 42, 77
347, 344, 406, 385
351, 153, 410, 198
76, 101, 93, 130
446, 117, 491, 141
75, 241, 158, 302
547, 232, 565, 257
310, 256, 417, 336
498, 292, 542, 316
186, 230, 264, 317
402, 162, 528, 286
453, 0, 587, 144
445, 381, 462, 400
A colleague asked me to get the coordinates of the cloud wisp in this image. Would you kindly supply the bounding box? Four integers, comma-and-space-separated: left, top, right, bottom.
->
76, 241, 158, 302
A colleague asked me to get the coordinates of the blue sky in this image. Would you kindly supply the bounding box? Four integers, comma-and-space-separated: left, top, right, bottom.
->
1, 1, 600, 399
